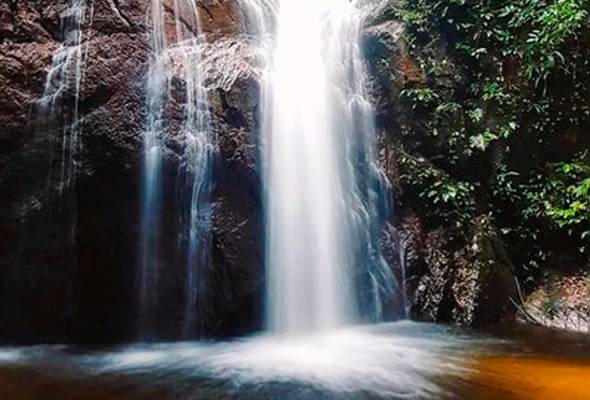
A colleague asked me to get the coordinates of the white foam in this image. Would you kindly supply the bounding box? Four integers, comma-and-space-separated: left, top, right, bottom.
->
0, 348, 23, 364
90, 322, 481, 397
0, 324, 492, 398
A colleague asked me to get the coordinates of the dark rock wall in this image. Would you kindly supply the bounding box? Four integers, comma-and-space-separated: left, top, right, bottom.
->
0, 0, 264, 343
1, 0, 160, 343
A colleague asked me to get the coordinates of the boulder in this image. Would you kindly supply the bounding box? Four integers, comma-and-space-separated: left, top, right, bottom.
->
519, 270, 590, 333
401, 214, 516, 326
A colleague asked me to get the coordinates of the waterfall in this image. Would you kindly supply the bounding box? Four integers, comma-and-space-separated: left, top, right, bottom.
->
136, 0, 395, 339
139, 0, 214, 340
263, 0, 396, 334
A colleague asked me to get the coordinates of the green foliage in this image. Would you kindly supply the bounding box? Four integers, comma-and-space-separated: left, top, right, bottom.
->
400, 0, 588, 82
400, 87, 440, 108
399, 152, 476, 224
526, 153, 590, 251
392, 0, 590, 279
490, 153, 590, 274
522, 0, 588, 83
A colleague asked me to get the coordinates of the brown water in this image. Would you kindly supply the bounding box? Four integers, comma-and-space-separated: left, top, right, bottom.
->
458, 326, 590, 400
0, 322, 588, 400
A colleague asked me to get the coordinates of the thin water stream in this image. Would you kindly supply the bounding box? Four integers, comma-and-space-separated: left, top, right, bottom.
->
139, 0, 215, 340
38, 0, 90, 194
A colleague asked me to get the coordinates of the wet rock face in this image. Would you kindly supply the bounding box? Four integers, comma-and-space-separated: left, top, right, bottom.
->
391, 213, 516, 327
207, 65, 265, 338
0, 0, 263, 343
0, 0, 152, 343
197, 0, 243, 36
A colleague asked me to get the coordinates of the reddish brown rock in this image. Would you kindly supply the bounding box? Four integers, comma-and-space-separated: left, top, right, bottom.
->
0, 0, 261, 343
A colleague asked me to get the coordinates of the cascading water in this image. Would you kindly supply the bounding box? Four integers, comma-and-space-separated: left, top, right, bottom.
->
138, 0, 394, 339
176, 35, 215, 339
264, 0, 396, 334
138, 0, 165, 339
139, 0, 214, 340
32, 0, 92, 317
38, 0, 91, 194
